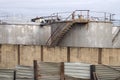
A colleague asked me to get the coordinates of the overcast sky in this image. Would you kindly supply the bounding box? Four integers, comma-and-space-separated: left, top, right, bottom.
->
0, 0, 120, 18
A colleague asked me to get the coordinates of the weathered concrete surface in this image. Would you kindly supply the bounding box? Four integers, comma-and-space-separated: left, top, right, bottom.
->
0, 24, 51, 45
0, 21, 113, 48
52, 21, 112, 48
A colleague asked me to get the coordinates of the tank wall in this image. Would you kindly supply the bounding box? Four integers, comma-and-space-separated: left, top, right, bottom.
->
59, 22, 112, 48
0, 24, 51, 45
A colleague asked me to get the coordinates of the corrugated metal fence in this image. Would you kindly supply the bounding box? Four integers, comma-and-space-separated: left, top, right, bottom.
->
35, 62, 62, 80
15, 65, 34, 80
34, 61, 91, 80
91, 65, 120, 80
65, 63, 90, 79
0, 62, 120, 80
0, 69, 15, 80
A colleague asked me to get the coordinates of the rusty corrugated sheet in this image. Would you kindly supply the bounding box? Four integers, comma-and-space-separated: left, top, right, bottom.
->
65, 63, 91, 79
95, 65, 120, 80
0, 69, 14, 80
37, 62, 61, 80
16, 65, 34, 80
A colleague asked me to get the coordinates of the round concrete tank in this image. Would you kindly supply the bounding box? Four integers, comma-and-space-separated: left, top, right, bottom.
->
0, 23, 51, 45
58, 21, 112, 48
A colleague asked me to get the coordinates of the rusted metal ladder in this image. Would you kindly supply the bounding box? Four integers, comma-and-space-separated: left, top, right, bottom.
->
49, 21, 74, 46
46, 10, 89, 46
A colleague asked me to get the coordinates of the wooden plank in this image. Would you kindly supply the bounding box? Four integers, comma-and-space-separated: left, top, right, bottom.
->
20, 45, 41, 66
98, 48, 102, 64
101, 49, 110, 65
41, 45, 43, 61
37, 62, 61, 80
34, 60, 38, 80
70, 47, 99, 64
43, 46, 67, 62
60, 62, 64, 80
0, 44, 18, 68
18, 45, 20, 65
67, 47, 70, 62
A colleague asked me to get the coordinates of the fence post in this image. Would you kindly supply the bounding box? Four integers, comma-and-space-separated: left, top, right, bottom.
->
34, 60, 38, 80
60, 62, 65, 80
14, 70, 16, 80
90, 65, 96, 80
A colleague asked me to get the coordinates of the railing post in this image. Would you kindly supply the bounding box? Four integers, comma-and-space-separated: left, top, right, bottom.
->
90, 65, 96, 80
14, 70, 16, 80
34, 60, 38, 80
72, 11, 75, 20
60, 62, 65, 80
87, 10, 90, 20
104, 12, 106, 21
110, 14, 112, 21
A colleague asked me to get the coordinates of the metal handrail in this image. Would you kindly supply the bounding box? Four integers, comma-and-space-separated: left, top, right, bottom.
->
46, 12, 74, 45
46, 10, 90, 45
46, 10, 116, 45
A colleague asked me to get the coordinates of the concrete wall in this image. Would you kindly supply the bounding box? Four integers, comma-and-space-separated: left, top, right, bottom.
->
58, 21, 112, 48
0, 24, 51, 45
0, 44, 120, 69
0, 21, 113, 48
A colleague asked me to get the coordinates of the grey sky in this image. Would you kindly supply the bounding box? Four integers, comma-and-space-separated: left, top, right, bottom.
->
0, 0, 120, 18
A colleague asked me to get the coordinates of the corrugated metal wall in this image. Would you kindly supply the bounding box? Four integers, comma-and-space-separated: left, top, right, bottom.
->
0, 45, 120, 68
65, 63, 90, 79
0, 69, 14, 80
15, 65, 34, 80
36, 62, 61, 80
95, 65, 120, 80
35, 62, 91, 80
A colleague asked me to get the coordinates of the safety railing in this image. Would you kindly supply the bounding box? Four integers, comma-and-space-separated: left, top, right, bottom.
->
46, 10, 90, 46
51, 10, 90, 21
49, 10, 115, 22
1, 10, 119, 25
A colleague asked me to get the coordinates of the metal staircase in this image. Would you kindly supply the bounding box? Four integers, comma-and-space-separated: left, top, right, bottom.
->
46, 10, 89, 46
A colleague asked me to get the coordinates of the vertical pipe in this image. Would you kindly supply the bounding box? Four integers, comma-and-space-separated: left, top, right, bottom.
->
67, 47, 70, 62
18, 45, 20, 65
41, 45, 43, 62
60, 62, 65, 80
34, 60, 38, 80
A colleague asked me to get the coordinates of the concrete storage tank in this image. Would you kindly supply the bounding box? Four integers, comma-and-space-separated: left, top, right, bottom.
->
112, 27, 120, 48
0, 23, 51, 45
49, 21, 112, 48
